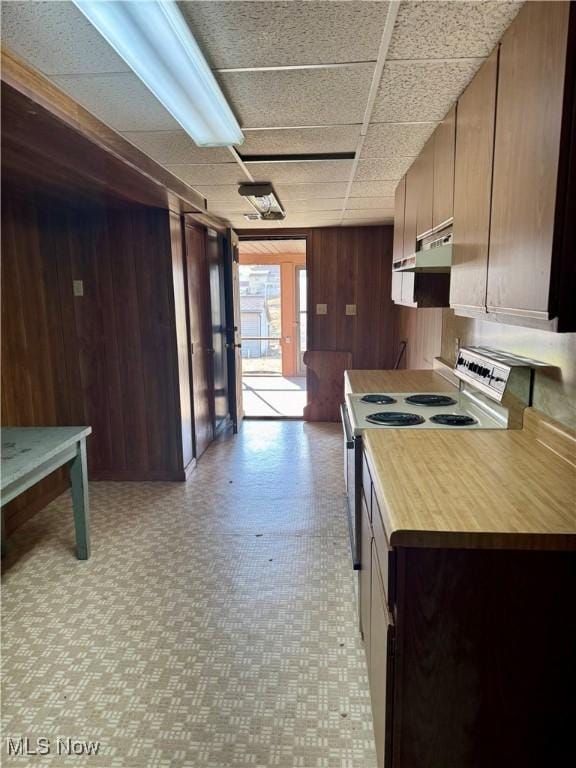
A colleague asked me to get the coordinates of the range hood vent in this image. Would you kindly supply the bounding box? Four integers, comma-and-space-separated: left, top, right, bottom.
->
393, 232, 452, 273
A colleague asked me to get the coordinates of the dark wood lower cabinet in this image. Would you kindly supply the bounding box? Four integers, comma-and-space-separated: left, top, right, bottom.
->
370, 543, 395, 768
360, 497, 372, 664
362, 449, 576, 768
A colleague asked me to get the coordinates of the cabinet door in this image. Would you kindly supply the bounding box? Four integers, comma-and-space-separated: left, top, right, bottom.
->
450, 50, 498, 312
433, 105, 456, 229
370, 542, 395, 768
403, 161, 419, 259
391, 271, 403, 304
400, 272, 416, 306
487, 1, 570, 319
416, 136, 434, 238
393, 177, 406, 266
360, 496, 372, 662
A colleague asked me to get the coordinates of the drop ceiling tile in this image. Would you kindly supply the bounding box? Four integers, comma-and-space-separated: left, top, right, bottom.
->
219, 65, 374, 128
361, 122, 436, 159
193, 185, 245, 202
355, 157, 412, 182
207, 199, 254, 215
342, 217, 393, 227
1, 1, 129, 75
241, 126, 360, 156
121, 131, 232, 165
372, 60, 481, 123
343, 209, 393, 219
248, 160, 352, 185
51, 73, 180, 131
387, 1, 522, 60
347, 197, 395, 210
287, 199, 346, 212
164, 164, 247, 186
230, 216, 342, 230
180, 1, 389, 68
350, 180, 398, 198
277, 183, 349, 200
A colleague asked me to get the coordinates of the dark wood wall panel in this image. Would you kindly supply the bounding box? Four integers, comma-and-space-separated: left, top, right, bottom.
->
308, 225, 395, 369
1, 188, 191, 531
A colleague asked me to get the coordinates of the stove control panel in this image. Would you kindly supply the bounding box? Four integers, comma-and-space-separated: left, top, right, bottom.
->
454, 349, 509, 401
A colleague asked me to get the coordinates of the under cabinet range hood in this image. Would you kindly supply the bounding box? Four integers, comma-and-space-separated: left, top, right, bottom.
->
393, 232, 452, 273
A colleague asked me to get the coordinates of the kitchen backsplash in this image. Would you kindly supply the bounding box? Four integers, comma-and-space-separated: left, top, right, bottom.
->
441, 310, 576, 428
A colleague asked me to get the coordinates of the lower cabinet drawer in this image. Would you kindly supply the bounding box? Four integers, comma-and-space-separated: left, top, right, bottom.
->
370, 541, 395, 768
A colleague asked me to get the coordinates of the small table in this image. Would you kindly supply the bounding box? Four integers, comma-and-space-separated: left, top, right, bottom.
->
1, 427, 92, 560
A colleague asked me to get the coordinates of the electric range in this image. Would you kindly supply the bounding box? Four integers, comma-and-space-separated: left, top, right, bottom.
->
340, 346, 550, 571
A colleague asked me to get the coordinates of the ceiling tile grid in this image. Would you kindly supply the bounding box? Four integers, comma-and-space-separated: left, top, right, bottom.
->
1, 0, 525, 228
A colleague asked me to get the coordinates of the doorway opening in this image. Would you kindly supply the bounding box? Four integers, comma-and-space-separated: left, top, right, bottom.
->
238, 239, 307, 418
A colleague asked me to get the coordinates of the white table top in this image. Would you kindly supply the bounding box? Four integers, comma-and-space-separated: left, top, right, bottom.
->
1, 427, 92, 489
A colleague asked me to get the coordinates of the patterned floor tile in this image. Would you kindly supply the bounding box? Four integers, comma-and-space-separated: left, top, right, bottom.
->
1, 422, 375, 767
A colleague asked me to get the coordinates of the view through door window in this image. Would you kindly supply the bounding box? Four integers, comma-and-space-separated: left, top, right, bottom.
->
238, 239, 307, 418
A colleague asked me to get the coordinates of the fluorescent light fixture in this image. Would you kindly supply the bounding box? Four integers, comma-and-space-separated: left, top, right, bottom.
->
72, 0, 244, 147
238, 183, 286, 220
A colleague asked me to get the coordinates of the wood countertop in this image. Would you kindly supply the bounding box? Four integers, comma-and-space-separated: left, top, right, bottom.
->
345, 368, 457, 394
364, 408, 576, 551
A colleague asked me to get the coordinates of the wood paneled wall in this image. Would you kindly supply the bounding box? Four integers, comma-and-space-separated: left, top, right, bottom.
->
394, 306, 444, 370
1, 187, 192, 531
308, 226, 396, 369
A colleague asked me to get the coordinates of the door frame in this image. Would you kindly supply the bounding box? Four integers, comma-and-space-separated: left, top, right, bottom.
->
295, 264, 307, 376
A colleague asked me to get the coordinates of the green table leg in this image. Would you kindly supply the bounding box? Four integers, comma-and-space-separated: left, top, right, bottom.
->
69, 439, 90, 560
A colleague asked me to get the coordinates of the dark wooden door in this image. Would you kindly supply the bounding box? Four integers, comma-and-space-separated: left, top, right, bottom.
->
184, 223, 214, 458
223, 229, 243, 433
450, 50, 498, 312
206, 229, 230, 435
433, 104, 456, 230
487, 1, 570, 319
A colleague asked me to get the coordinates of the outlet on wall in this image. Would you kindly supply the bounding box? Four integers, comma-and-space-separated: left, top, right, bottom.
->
345, 304, 356, 316
73, 280, 84, 297
316, 303, 327, 315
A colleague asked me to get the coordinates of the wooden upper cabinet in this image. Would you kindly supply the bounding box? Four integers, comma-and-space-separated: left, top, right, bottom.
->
393, 177, 406, 266
403, 160, 419, 259
487, 1, 573, 326
433, 105, 456, 229
450, 50, 498, 312
416, 136, 434, 238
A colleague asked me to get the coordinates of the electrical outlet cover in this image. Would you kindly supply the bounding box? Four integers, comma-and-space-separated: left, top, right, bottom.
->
345, 304, 357, 316
316, 303, 327, 315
